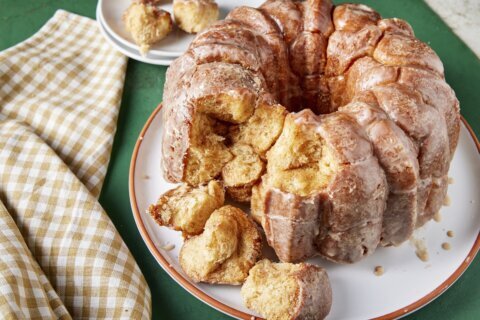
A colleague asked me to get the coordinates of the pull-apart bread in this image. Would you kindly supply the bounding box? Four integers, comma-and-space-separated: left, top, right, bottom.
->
161, 0, 460, 264
241, 259, 332, 320
173, 0, 219, 34
148, 180, 224, 237
179, 205, 262, 284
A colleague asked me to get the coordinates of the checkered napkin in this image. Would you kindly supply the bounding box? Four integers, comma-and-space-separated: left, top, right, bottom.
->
0, 10, 151, 319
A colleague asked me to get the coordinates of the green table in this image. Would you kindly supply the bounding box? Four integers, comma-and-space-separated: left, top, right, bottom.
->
1, 0, 478, 319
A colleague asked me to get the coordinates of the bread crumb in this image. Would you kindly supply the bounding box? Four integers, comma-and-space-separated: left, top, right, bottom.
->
443, 195, 451, 206
143, 174, 150, 180
416, 250, 429, 262
448, 177, 454, 184
410, 236, 429, 262
374, 266, 384, 276
161, 243, 175, 251
433, 211, 442, 222
442, 242, 451, 250
447, 230, 454, 238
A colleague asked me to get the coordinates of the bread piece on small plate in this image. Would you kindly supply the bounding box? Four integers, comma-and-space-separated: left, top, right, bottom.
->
241, 259, 332, 320
179, 205, 262, 284
123, 1, 173, 55
147, 180, 224, 237
173, 0, 219, 34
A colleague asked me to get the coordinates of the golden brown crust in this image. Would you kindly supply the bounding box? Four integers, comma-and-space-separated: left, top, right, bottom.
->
326, 25, 383, 76
258, 111, 388, 263
333, 3, 380, 32
161, 0, 460, 264
260, 0, 303, 46
374, 33, 444, 75
341, 101, 419, 245
378, 18, 414, 36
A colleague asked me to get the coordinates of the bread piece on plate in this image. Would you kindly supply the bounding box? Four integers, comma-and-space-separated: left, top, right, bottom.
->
173, 0, 219, 34
123, 1, 172, 55
147, 180, 224, 237
241, 259, 332, 320
179, 205, 262, 284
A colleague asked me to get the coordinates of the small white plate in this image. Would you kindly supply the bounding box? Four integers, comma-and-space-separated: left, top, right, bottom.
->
99, 0, 264, 58
97, 4, 174, 65
129, 104, 480, 320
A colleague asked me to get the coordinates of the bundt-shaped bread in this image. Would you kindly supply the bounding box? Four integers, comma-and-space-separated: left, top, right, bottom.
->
161, 0, 460, 263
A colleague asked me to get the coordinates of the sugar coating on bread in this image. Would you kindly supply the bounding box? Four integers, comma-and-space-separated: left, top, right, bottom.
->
257, 110, 388, 263
174, 0, 219, 33
161, 0, 460, 263
179, 206, 262, 284
148, 180, 224, 237
123, 2, 172, 55
241, 259, 332, 320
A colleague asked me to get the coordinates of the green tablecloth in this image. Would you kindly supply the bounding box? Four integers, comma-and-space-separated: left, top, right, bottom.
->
1, 0, 478, 319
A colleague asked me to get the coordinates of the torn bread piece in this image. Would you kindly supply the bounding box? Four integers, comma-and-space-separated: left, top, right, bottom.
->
147, 180, 224, 237
173, 0, 219, 34
179, 205, 262, 284
123, 2, 173, 55
241, 259, 332, 320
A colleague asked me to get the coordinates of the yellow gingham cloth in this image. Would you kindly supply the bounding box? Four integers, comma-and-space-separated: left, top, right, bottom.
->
0, 10, 151, 319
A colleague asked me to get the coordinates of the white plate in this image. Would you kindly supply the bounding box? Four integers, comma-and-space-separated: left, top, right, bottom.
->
129, 105, 480, 320
99, 0, 264, 58
97, 4, 175, 65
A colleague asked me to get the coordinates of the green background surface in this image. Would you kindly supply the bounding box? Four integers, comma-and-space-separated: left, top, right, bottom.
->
1, 0, 479, 319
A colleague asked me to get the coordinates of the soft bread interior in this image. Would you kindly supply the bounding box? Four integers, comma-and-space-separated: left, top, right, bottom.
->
221, 144, 265, 201
148, 180, 224, 237
229, 103, 288, 157
241, 259, 300, 320
173, 0, 219, 34
123, 3, 172, 54
180, 208, 240, 279
195, 90, 256, 123
250, 182, 267, 224
185, 99, 287, 201
185, 113, 233, 186
266, 115, 338, 196
179, 205, 262, 284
